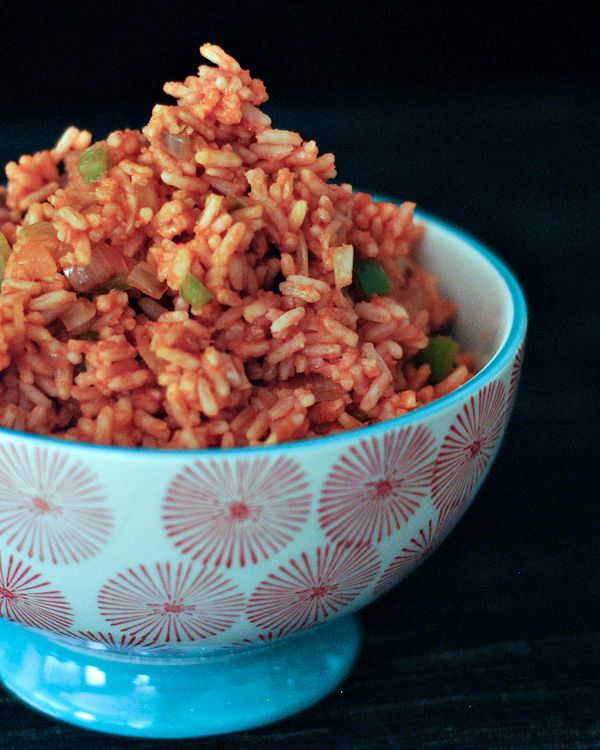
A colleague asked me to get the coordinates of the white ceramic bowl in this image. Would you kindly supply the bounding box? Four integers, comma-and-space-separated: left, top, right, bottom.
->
0, 211, 527, 738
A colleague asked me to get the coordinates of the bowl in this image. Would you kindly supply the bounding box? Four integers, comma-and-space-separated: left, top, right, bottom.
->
0, 209, 527, 738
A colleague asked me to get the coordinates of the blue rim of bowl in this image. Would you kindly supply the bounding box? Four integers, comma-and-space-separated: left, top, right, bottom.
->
0, 208, 527, 458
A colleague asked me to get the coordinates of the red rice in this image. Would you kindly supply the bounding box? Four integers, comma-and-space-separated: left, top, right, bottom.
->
0, 44, 472, 449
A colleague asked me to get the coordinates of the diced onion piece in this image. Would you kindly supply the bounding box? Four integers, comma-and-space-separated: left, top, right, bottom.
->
181, 272, 212, 309
135, 182, 158, 212
97, 243, 129, 274
79, 142, 109, 183
0, 232, 12, 280
5, 244, 57, 280
9, 223, 59, 281
18, 222, 56, 244
0, 233, 12, 262
94, 274, 131, 294
134, 326, 166, 375
160, 130, 192, 161
127, 261, 166, 299
139, 296, 167, 321
332, 244, 354, 289
353, 258, 392, 300
415, 335, 460, 384
64, 242, 123, 292
60, 298, 96, 336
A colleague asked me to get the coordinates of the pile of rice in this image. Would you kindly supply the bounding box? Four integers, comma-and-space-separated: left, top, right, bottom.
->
0, 44, 473, 449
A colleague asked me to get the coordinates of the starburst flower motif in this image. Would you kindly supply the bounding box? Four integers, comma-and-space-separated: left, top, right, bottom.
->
432, 380, 507, 523
231, 631, 279, 648
98, 560, 245, 645
373, 518, 438, 597
247, 543, 380, 636
70, 630, 156, 653
163, 456, 311, 567
0, 552, 73, 633
0, 444, 111, 564
506, 342, 525, 419
319, 426, 436, 546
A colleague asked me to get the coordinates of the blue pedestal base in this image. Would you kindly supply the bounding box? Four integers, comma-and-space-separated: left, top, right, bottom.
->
0, 616, 360, 738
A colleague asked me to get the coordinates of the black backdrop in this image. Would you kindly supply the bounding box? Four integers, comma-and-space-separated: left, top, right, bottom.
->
0, 1, 595, 114
1, 2, 599, 749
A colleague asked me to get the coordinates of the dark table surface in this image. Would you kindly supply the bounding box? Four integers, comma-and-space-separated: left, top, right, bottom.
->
1, 85, 598, 749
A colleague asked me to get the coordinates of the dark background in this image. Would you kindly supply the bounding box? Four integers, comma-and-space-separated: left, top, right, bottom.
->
1, 2, 599, 748
0, 1, 597, 110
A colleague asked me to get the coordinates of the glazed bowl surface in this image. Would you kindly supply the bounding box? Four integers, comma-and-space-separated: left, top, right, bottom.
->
0, 211, 526, 657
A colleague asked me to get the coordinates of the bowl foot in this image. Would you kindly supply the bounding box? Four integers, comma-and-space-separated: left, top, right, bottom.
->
0, 615, 360, 738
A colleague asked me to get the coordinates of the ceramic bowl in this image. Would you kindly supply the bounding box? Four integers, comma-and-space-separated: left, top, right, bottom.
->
0, 210, 527, 738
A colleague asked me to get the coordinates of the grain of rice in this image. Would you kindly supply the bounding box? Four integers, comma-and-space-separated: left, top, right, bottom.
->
433, 364, 470, 397
256, 130, 303, 146
51, 126, 92, 161
303, 344, 343, 357
355, 301, 392, 323
243, 301, 267, 322
246, 411, 269, 442
195, 148, 243, 169
321, 318, 359, 347
270, 307, 305, 334
56, 207, 88, 230
95, 406, 114, 445
29, 290, 76, 311
20, 382, 52, 407
266, 332, 305, 364
268, 396, 296, 421
278, 282, 321, 303
251, 143, 295, 160
361, 320, 399, 343
18, 182, 59, 211
287, 275, 330, 293
197, 376, 219, 417
289, 200, 308, 230
359, 371, 393, 413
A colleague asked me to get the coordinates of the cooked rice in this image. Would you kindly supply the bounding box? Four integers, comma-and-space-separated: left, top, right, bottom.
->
0, 44, 473, 449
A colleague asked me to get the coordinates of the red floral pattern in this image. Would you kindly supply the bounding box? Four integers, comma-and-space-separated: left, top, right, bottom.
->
71, 630, 153, 653
247, 543, 380, 635
232, 631, 279, 647
0, 552, 73, 632
432, 380, 507, 523
374, 519, 437, 597
0, 445, 111, 564
319, 426, 436, 546
98, 561, 245, 645
506, 342, 525, 419
163, 457, 311, 567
